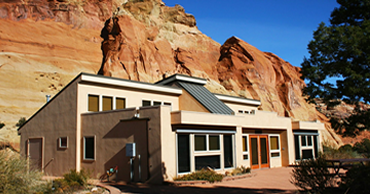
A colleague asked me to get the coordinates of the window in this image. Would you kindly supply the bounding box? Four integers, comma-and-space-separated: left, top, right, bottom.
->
84, 136, 95, 160
242, 135, 249, 160
153, 101, 162, 106
209, 135, 220, 150
224, 134, 234, 168
102, 96, 113, 111
270, 135, 280, 157
58, 137, 68, 149
194, 135, 220, 151
177, 132, 233, 174
177, 134, 190, 173
195, 155, 220, 170
294, 134, 318, 160
142, 100, 151, 107
116, 98, 126, 110
238, 110, 244, 113
88, 95, 99, 112
195, 135, 206, 151
163, 102, 172, 106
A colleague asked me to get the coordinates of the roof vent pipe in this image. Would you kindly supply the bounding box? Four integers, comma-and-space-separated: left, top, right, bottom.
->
46, 95, 51, 102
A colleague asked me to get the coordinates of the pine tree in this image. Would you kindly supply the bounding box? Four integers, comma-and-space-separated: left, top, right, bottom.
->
301, 0, 370, 136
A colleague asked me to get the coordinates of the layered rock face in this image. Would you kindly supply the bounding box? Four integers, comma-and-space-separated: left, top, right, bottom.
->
0, 0, 342, 146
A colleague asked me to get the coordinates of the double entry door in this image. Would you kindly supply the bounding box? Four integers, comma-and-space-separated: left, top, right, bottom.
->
250, 135, 269, 169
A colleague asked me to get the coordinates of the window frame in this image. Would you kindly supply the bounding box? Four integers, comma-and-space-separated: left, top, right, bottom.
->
115, 97, 126, 110
87, 94, 100, 112
269, 134, 281, 158
242, 134, 249, 160
294, 134, 317, 160
83, 136, 96, 161
194, 134, 221, 153
58, 137, 68, 149
102, 95, 113, 111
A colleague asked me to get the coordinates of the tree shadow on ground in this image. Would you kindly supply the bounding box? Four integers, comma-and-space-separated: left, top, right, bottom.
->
110, 183, 298, 194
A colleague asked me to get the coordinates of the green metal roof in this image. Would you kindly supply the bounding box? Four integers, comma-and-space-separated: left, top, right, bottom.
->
177, 82, 234, 115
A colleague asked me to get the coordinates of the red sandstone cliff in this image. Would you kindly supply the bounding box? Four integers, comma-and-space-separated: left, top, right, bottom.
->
0, 0, 342, 146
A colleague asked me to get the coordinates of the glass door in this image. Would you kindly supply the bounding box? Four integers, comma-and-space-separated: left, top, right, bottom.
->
250, 135, 269, 169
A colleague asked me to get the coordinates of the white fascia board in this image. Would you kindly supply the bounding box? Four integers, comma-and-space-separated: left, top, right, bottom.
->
215, 94, 261, 106
80, 74, 182, 95
157, 74, 207, 85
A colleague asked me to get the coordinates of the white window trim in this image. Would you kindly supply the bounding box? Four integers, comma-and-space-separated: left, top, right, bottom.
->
87, 93, 100, 112
194, 134, 221, 153
114, 96, 126, 110
295, 134, 317, 160
269, 134, 281, 158
58, 137, 68, 149
242, 134, 249, 160
83, 136, 96, 161
102, 95, 114, 111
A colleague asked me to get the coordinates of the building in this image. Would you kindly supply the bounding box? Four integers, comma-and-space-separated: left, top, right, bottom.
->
18, 73, 324, 183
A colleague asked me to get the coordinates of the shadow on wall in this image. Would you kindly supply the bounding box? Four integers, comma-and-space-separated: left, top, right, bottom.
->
102, 119, 149, 182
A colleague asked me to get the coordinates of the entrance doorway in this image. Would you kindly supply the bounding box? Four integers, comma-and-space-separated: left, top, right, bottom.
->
28, 138, 43, 171
250, 135, 269, 169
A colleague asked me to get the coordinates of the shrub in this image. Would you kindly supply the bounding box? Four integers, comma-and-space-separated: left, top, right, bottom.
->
0, 122, 4, 129
174, 169, 224, 183
341, 164, 370, 194
353, 138, 370, 158
227, 166, 251, 176
323, 144, 360, 159
290, 156, 337, 193
0, 150, 48, 193
52, 169, 90, 193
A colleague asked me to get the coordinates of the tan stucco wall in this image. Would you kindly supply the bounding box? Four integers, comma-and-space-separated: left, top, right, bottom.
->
179, 90, 209, 113
19, 78, 80, 175
80, 106, 167, 184
223, 102, 258, 116
160, 106, 177, 181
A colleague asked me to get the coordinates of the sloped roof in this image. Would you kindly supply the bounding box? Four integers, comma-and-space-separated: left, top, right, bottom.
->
177, 81, 234, 115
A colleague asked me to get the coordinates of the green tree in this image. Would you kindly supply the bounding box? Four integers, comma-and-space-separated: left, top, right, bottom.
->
301, 0, 370, 136
15, 117, 26, 128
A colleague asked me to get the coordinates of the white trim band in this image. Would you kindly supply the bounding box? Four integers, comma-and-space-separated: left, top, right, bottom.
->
176, 129, 236, 134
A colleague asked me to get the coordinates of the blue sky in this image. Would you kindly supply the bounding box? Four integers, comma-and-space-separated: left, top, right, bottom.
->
163, 0, 340, 67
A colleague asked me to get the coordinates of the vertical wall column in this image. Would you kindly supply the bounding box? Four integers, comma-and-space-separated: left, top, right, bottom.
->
235, 126, 243, 167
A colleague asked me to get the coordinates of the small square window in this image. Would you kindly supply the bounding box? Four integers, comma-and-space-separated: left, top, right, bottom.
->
116, 98, 126, 110
243, 154, 249, 160
102, 96, 113, 111
59, 137, 68, 149
209, 135, 220, 150
88, 95, 99, 112
142, 100, 151, 107
195, 135, 207, 151
153, 101, 162, 106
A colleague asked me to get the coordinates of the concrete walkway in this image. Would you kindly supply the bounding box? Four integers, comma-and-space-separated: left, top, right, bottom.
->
111, 167, 299, 194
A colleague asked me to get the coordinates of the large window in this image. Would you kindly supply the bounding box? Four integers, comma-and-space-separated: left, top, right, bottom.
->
242, 135, 249, 160
88, 95, 99, 112
294, 133, 318, 160
84, 136, 95, 160
177, 132, 234, 174
270, 135, 280, 157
